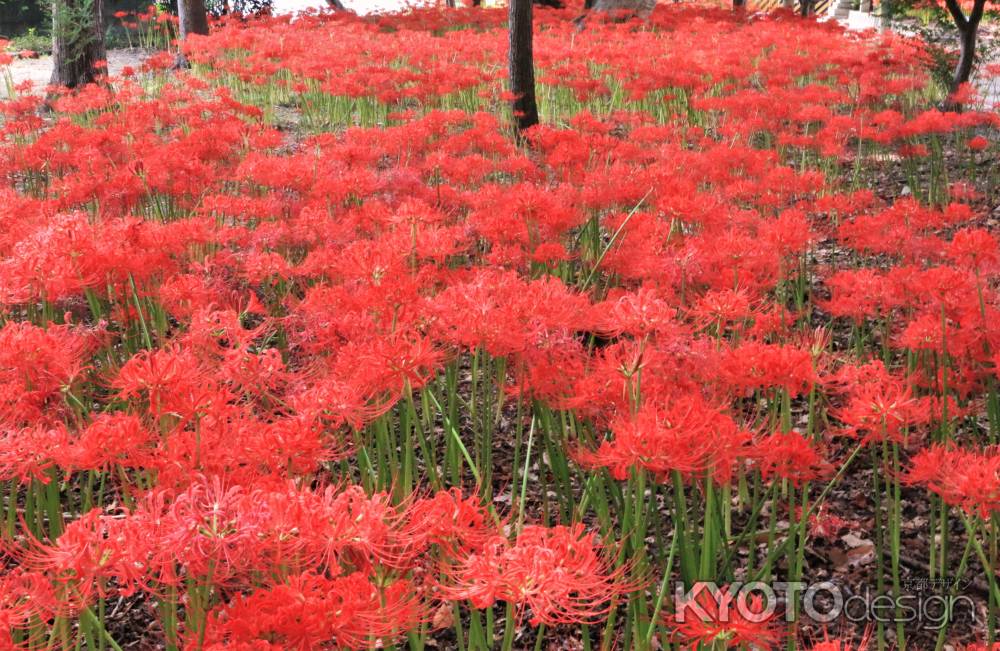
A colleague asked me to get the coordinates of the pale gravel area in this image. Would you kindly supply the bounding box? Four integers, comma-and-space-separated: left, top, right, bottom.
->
1, 48, 149, 98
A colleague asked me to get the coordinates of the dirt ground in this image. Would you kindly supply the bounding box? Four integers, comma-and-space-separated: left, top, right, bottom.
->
1, 48, 149, 98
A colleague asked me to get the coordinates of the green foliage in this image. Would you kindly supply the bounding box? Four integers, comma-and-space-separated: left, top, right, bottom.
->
8, 27, 52, 54
53, 0, 99, 60
0, 0, 49, 30
104, 23, 133, 49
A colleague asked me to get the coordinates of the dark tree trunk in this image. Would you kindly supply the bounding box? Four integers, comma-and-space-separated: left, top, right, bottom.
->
534, 0, 564, 7
50, 0, 106, 88
174, 0, 208, 67
178, 0, 210, 40
733, 0, 746, 10
943, 0, 986, 96
799, 0, 812, 16
954, 24, 977, 88
509, 0, 539, 133
327, 0, 349, 10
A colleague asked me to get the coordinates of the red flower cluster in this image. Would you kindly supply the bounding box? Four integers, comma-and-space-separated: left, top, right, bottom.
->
1, 0, 998, 647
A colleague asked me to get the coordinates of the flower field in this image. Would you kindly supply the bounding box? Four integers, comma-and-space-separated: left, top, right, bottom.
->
1, 4, 1000, 649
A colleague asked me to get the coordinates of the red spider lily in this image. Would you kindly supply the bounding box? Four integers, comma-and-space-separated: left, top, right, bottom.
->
946, 227, 1000, 274
559, 335, 715, 424
751, 429, 832, 487
821, 268, 902, 323
149, 476, 272, 587
574, 397, 738, 483
14, 509, 156, 613
594, 287, 685, 339
286, 374, 397, 434
830, 362, 930, 443
0, 425, 70, 484
56, 413, 156, 473
808, 504, 851, 541
808, 629, 872, 650
717, 340, 818, 399
113, 346, 209, 418
401, 488, 499, 556
907, 445, 1000, 520
0, 322, 94, 427
428, 269, 591, 358
967, 136, 990, 151
200, 571, 422, 650
440, 524, 632, 626
668, 583, 782, 649
0, 1, 997, 646
688, 288, 754, 331
0, 567, 59, 647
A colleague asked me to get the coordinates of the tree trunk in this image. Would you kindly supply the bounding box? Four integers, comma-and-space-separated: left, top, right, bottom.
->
953, 24, 977, 89
733, 0, 746, 9
879, 0, 891, 29
327, 0, 348, 10
178, 0, 210, 40
943, 0, 986, 95
50, 0, 106, 88
509, 0, 538, 133
174, 0, 208, 67
799, 0, 812, 16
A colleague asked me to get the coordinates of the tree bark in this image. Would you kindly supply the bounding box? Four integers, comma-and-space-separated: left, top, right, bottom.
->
173, 0, 208, 68
178, 0, 210, 40
879, 0, 892, 29
953, 24, 976, 89
799, 0, 813, 16
944, 0, 986, 93
50, 0, 106, 88
509, 0, 539, 133
327, 0, 348, 9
